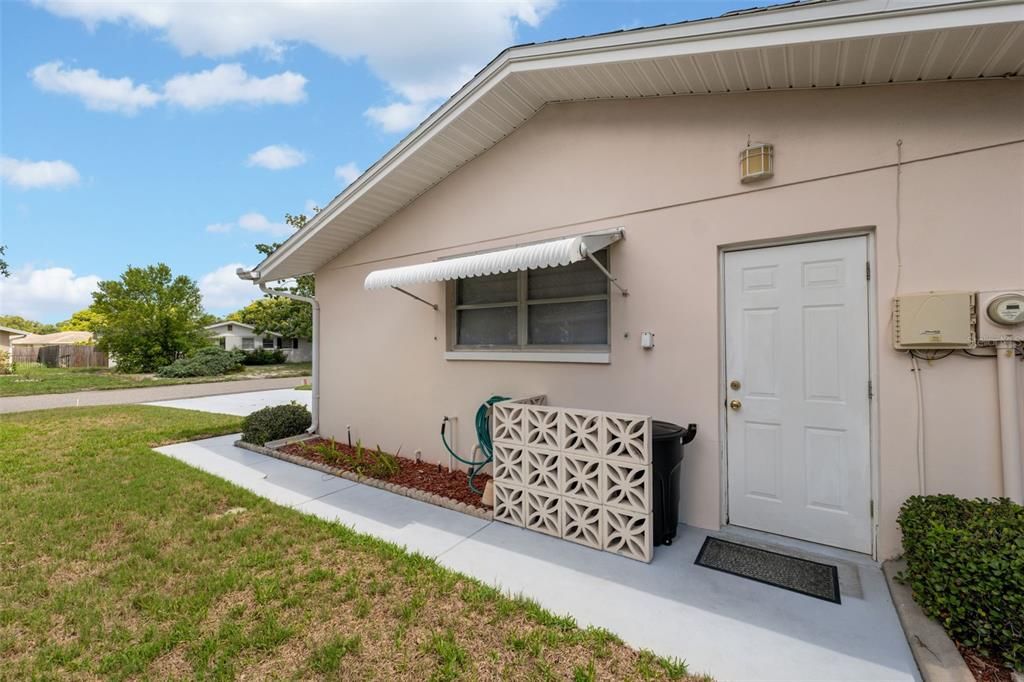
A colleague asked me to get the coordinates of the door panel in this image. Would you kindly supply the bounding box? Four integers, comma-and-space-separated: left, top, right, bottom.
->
725, 237, 872, 553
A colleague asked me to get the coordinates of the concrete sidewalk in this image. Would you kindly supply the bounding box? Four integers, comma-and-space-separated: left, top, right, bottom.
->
155, 434, 920, 682
0, 376, 308, 414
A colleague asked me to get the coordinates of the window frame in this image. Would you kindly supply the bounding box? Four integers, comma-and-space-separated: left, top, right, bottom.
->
262, 336, 275, 350
445, 251, 611, 357
241, 337, 255, 350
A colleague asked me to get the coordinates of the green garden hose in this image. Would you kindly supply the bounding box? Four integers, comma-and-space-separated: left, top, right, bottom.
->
440, 395, 508, 495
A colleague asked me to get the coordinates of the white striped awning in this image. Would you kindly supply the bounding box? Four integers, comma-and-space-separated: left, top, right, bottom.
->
363, 229, 623, 290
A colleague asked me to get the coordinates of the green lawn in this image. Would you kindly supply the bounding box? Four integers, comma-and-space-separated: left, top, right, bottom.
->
0, 406, 707, 681
0, 362, 312, 397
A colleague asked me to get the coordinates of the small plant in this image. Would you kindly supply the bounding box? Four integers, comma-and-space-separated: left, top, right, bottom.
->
0, 349, 12, 375
241, 402, 312, 445
898, 495, 1023, 670
156, 346, 245, 378
308, 439, 401, 480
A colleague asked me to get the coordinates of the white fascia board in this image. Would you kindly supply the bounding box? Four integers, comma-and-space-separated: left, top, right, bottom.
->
252, 0, 1022, 282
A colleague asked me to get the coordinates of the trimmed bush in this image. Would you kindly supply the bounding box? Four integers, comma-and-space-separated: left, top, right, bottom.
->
156, 347, 245, 378
241, 348, 286, 365
898, 495, 1023, 670
242, 402, 312, 446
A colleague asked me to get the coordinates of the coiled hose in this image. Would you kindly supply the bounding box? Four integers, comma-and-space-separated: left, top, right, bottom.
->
440, 395, 508, 495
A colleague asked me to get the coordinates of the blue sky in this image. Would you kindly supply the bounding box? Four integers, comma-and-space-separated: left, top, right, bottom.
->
1, 0, 752, 322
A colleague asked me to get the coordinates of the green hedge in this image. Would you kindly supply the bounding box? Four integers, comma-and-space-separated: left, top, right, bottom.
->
242, 402, 312, 446
898, 495, 1023, 670
241, 349, 286, 365
156, 347, 245, 378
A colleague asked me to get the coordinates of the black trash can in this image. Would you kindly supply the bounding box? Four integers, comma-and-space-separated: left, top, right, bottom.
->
652, 421, 697, 547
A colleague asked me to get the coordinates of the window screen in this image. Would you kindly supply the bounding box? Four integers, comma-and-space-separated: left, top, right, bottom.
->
241, 337, 254, 350
451, 250, 609, 350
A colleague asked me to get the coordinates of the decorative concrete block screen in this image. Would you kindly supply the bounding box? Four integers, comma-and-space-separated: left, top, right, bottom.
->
491, 395, 654, 563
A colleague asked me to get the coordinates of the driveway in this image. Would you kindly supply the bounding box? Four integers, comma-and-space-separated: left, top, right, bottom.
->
0, 377, 308, 414
154, 434, 920, 682
144, 387, 311, 416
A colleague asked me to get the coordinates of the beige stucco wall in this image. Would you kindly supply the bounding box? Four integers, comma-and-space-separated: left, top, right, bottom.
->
314, 79, 1024, 559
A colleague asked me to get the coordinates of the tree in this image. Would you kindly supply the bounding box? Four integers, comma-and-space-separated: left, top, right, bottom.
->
233, 296, 312, 340
91, 263, 210, 372
244, 210, 317, 339
0, 315, 59, 334
58, 307, 107, 332
0, 245, 9, 278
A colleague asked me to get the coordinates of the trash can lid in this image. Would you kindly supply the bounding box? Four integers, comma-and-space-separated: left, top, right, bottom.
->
652, 420, 686, 440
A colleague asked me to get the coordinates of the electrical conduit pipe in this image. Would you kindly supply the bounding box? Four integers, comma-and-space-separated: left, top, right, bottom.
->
996, 340, 1023, 503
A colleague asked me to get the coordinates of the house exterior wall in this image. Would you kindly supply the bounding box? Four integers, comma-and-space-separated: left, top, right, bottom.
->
313, 79, 1024, 559
207, 326, 312, 363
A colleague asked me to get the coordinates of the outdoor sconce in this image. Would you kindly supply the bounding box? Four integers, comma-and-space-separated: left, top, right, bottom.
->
739, 142, 774, 183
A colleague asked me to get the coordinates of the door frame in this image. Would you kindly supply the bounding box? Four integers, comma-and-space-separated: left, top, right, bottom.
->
717, 227, 881, 558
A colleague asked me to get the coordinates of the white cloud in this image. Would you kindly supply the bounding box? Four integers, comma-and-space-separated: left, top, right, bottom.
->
1, 156, 80, 190
204, 212, 297, 237
334, 162, 360, 186
34, 0, 555, 131
30, 61, 307, 113
364, 101, 434, 134
247, 144, 306, 170
199, 263, 261, 313
163, 63, 306, 109
30, 61, 161, 114
238, 212, 294, 237
0, 265, 100, 320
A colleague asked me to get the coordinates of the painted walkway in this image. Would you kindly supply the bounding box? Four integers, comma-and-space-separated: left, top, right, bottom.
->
0, 376, 308, 414
155, 430, 919, 682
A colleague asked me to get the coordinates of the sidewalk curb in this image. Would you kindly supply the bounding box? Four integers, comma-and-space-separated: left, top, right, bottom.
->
882, 559, 972, 682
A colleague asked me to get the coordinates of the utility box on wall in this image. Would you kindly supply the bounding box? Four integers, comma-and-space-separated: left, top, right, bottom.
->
893, 291, 976, 349
976, 290, 1024, 343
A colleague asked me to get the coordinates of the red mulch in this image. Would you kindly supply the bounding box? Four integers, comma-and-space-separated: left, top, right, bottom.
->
280, 438, 491, 509
956, 644, 1014, 682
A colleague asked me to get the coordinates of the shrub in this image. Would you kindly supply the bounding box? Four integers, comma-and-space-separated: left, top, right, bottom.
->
898, 495, 1024, 670
0, 349, 12, 375
242, 402, 312, 445
156, 347, 245, 378
241, 348, 286, 365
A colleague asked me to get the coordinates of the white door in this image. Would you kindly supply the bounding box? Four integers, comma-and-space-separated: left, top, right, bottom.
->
724, 236, 872, 553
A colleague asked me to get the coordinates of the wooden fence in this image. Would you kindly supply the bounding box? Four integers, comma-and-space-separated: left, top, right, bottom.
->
13, 344, 109, 368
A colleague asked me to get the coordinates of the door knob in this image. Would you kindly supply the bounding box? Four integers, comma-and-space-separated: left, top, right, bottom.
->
729, 399, 742, 411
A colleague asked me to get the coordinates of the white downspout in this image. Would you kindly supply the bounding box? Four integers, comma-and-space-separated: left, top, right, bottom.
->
254, 280, 319, 434
996, 340, 1022, 503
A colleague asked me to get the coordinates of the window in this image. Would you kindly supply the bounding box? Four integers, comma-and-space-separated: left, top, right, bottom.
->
262, 336, 275, 350
292, 338, 299, 349
448, 251, 610, 352
226, 324, 233, 332
241, 337, 254, 350
218, 337, 226, 349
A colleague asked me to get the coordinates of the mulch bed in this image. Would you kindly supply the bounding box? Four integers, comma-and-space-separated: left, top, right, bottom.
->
956, 644, 1014, 682
280, 438, 491, 509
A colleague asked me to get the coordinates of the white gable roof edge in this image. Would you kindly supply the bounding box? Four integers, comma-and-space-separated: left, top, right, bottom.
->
249, 0, 1023, 283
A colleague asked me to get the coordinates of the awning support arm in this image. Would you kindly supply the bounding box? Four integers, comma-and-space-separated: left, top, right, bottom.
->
584, 251, 629, 297
393, 286, 439, 310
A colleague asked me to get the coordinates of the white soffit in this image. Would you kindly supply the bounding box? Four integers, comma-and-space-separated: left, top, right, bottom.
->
364, 231, 622, 289
254, 0, 1024, 283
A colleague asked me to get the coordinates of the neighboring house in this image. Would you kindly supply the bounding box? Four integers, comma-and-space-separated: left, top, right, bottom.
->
204, 321, 312, 363
12, 331, 111, 368
0, 325, 28, 367
12, 331, 95, 346
238, 0, 1024, 561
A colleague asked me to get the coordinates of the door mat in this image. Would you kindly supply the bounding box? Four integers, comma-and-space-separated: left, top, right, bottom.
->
694, 536, 841, 604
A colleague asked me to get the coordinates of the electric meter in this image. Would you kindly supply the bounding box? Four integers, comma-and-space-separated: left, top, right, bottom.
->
987, 294, 1024, 326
